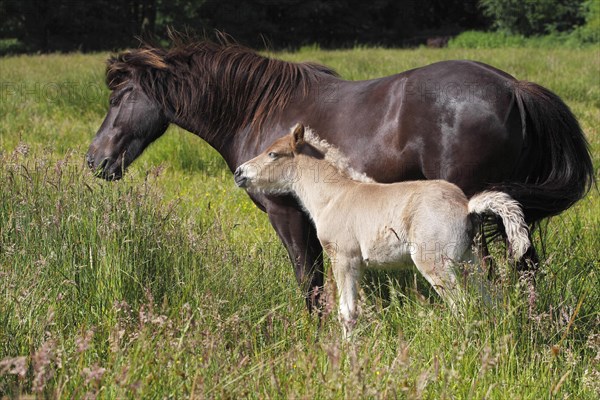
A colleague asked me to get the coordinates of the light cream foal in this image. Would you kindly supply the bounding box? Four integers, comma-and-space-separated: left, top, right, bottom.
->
235, 124, 530, 337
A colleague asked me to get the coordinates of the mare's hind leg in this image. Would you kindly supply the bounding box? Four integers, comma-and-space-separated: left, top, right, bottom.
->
476, 217, 495, 280
518, 237, 539, 272
499, 225, 539, 273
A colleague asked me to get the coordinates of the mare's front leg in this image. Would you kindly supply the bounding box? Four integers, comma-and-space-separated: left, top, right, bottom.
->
265, 196, 324, 313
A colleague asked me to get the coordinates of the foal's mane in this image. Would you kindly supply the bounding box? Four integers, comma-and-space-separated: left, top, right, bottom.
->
302, 127, 374, 183
105, 34, 338, 143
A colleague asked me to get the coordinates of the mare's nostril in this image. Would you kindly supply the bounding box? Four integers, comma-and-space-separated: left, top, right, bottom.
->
90, 158, 110, 178
85, 153, 94, 169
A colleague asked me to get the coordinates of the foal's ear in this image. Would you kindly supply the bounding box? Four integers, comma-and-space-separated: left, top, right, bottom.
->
291, 123, 305, 151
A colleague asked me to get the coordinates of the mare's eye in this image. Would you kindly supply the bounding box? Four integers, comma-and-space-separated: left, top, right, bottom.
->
268, 152, 278, 159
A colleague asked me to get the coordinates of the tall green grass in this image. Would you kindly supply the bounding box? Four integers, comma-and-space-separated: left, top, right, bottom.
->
1, 47, 598, 398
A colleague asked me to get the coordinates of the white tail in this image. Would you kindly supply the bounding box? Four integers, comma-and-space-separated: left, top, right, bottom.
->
468, 191, 530, 260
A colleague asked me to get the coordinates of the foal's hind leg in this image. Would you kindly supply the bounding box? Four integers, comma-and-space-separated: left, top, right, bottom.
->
411, 246, 463, 311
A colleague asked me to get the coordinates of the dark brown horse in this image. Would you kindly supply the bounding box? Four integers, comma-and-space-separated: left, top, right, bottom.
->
86, 37, 594, 311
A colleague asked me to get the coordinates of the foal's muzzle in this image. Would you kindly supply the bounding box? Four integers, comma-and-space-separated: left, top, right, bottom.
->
234, 167, 247, 188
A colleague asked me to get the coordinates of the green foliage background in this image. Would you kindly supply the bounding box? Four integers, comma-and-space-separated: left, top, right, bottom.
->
479, 0, 584, 35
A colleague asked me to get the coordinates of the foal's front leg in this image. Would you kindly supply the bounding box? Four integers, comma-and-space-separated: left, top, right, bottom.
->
331, 256, 362, 339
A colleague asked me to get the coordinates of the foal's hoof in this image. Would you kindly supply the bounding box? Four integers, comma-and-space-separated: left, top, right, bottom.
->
342, 318, 357, 340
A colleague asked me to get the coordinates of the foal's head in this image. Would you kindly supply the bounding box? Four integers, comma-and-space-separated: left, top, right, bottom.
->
234, 123, 314, 193
86, 50, 170, 180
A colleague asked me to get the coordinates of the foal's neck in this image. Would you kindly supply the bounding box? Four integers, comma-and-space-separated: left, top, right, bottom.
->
292, 155, 356, 220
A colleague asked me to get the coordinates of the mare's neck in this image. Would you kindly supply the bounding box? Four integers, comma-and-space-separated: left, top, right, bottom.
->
162, 48, 340, 170
291, 155, 356, 221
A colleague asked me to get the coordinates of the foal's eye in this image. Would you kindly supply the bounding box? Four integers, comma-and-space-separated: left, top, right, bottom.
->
268, 152, 278, 159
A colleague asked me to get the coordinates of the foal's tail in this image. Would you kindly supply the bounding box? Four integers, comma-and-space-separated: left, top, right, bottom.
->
468, 191, 530, 260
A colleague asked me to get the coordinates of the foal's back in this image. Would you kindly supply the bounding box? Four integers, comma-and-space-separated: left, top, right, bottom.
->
317, 179, 473, 268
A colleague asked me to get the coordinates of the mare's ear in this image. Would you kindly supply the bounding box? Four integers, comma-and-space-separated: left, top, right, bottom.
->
291, 123, 305, 152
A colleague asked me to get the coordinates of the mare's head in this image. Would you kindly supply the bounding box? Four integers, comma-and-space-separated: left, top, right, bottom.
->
87, 36, 339, 181
234, 123, 311, 193
86, 49, 170, 180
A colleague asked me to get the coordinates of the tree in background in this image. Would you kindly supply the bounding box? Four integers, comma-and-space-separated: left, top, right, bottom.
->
571, 0, 600, 43
1, 0, 488, 52
1, 0, 158, 52
0, 0, 594, 52
479, 0, 585, 36
197, 0, 487, 48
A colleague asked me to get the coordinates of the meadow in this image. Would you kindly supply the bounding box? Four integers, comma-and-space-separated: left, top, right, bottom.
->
0, 46, 598, 399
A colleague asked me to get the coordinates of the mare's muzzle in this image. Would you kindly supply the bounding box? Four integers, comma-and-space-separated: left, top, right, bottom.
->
85, 150, 123, 181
